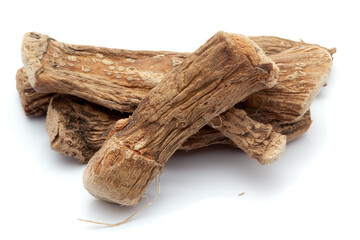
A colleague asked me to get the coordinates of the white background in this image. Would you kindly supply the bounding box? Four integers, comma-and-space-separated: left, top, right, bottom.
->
1, 0, 359, 239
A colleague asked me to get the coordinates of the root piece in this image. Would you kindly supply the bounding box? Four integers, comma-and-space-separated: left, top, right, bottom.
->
21, 33, 332, 122
209, 108, 286, 165
246, 108, 313, 142
83, 31, 279, 206
272, 110, 312, 142
21, 32, 188, 112
44, 42, 329, 164
46, 95, 233, 160
16, 68, 55, 116
46, 95, 129, 163
46, 95, 311, 163
20, 33, 324, 115
21, 32, 331, 163
243, 46, 333, 121
249, 36, 336, 56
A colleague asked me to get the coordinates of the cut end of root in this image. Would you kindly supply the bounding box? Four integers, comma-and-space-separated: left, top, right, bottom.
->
79, 174, 162, 227
21, 32, 50, 88
258, 134, 287, 165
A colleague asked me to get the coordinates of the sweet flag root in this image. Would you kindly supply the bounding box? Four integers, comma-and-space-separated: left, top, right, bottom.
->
81, 31, 279, 205
16, 31, 335, 210
46, 94, 311, 163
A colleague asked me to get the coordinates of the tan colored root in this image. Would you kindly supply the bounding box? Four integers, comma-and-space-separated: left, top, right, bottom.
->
18, 33, 334, 117
46, 94, 312, 163
16, 68, 54, 116
83, 31, 279, 206
79, 174, 161, 227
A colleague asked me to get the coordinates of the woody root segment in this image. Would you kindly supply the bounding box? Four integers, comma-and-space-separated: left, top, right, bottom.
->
18, 31, 335, 207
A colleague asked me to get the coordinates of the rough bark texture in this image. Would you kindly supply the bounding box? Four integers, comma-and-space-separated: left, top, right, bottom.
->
16, 67, 54, 116
209, 108, 286, 165
46, 95, 310, 163
271, 110, 312, 142
21, 32, 332, 122
83, 31, 279, 206
21, 32, 189, 112
249, 36, 336, 56
21, 32, 332, 164
16, 33, 336, 115
181, 127, 235, 150
44, 42, 330, 164
46, 95, 129, 163
20, 33, 324, 115
46, 95, 231, 162
243, 45, 333, 121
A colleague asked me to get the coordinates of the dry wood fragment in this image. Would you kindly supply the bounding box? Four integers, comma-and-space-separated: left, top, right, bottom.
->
43, 42, 330, 164
18, 35, 315, 116
46, 95, 129, 163
46, 95, 310, 163
107, 118, 235, 152
20, 33, 322, 114
209, 108, 286, 164
47, 97, 285, 165
181, 127, 234, 150
105, 108, 311, 153
244, 106, 313, 142
23, 32, 286, 164
21, 32, 188, 113
21, 32, 333, 164
19, 33, 334, 117
46, 95, 230, 163
243, 46, 333, 121
271, 110, 312, 142
184, 111, 312, 147
21, 32, 332, 123
83, 31, 279, 206
16, 68, 55, 116
249, 36, 336, 56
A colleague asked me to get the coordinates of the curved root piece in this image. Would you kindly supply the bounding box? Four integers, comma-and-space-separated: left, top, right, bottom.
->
83, 31, 279, 205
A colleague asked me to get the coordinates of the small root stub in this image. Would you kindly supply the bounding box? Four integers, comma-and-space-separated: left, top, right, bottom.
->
79, 174, 162, 227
